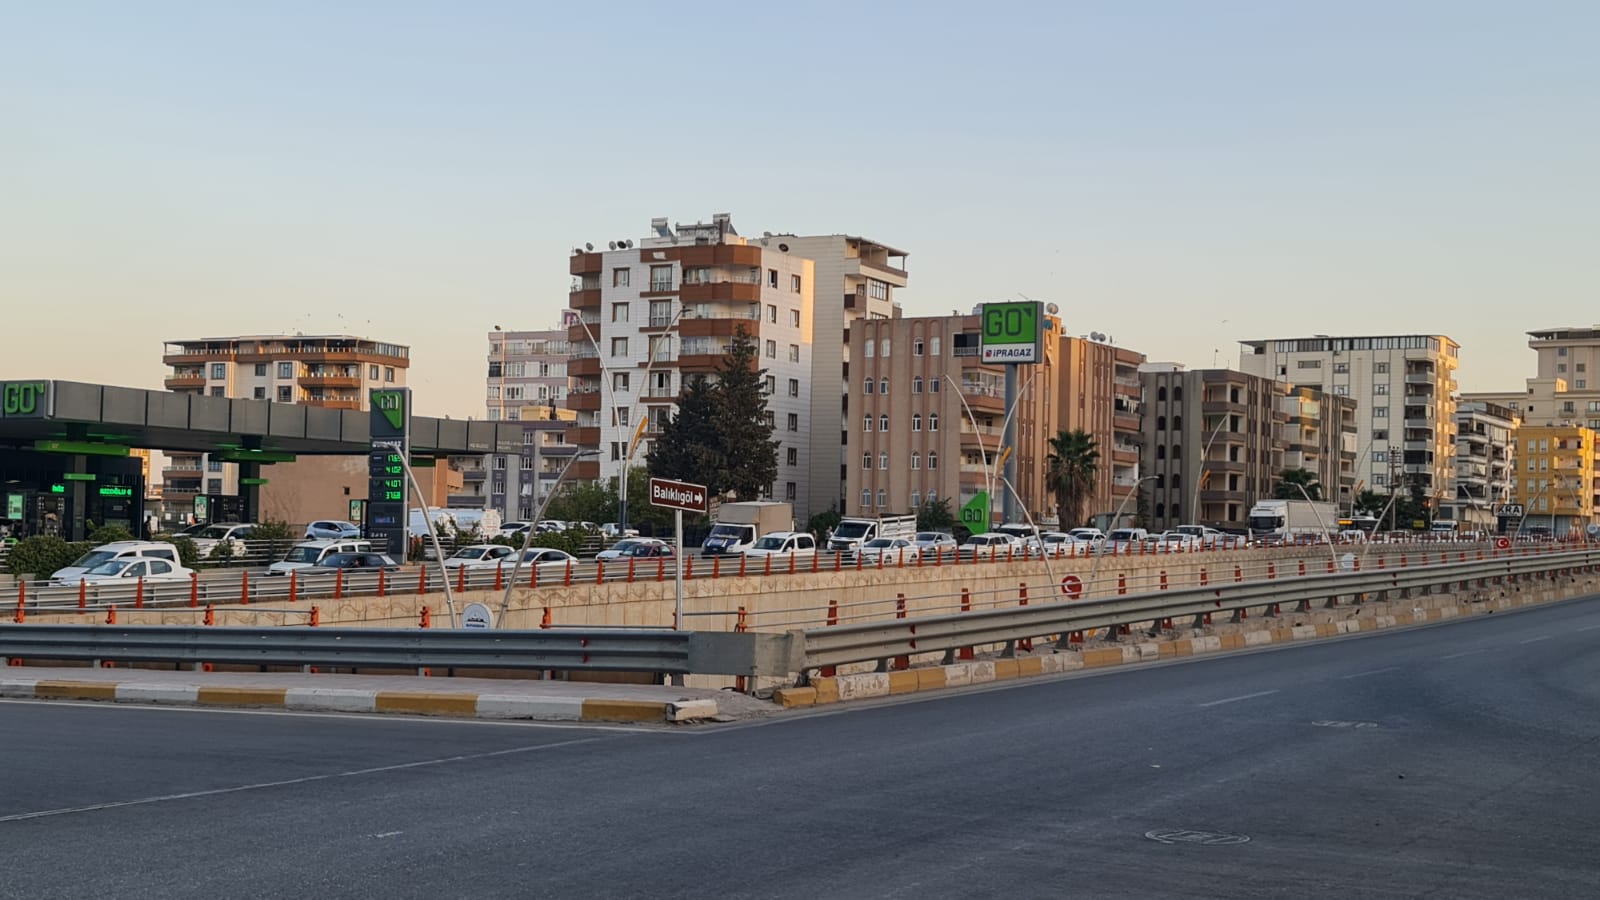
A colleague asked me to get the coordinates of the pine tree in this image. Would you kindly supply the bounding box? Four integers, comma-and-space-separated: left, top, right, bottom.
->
714, 327, 779, 500
646, 374, 727, 496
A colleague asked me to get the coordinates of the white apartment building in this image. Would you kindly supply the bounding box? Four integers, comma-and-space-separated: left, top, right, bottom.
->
1239, 334, 1459, 505
1465, 328, 1600, 433
565, 215, 816, 519
1441, 400, 1518, 530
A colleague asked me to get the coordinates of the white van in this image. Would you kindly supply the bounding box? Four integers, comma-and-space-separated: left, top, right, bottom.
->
51, 541, 181, 585
268, 539, 374, 575
1105, 528, 1150, 551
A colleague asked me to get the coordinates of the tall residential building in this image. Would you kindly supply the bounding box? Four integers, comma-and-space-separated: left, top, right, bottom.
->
844, 312, 1061, 527
1512, 425, 1595, 536
1465, 329, 1600, 434
1281, 386, 1359, 511
1239, 334, 1459, 510
1442, 400, 1519, 530
1060, 336, 1148, 525
565, 215, 817, 519
161, 335, 409, 509
1139, 366, 1288, 532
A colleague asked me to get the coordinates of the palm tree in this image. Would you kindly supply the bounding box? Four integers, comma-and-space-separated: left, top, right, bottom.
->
1046, 429, 1100, 529
1273, 468, 1323, 501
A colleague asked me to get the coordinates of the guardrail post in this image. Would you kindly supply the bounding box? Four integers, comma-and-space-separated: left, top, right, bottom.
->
78, 579, 87, 609
494, 566, 504, 592
136, 577, 145, 609
711, 556, 720, 580
891, 594, 911, 669
685, 557, 694, 580
105, 604, 117, 625
596, 560, 606, 586
1267, 562, 1276, 580
1230, 603, 1246, 622
564, 560, 573, 587
791, 552, 799, 575
203, 603, 214, 626
190, 571, 199, 607
310, 606, 321, 627
334, 569, 345, 600
240, 570, 249, 605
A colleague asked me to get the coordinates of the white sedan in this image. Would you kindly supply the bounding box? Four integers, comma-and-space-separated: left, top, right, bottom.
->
512, 548, 579, 569
77, 558, 196, 585
441, 544, 517, 570
855, 538, 920, 565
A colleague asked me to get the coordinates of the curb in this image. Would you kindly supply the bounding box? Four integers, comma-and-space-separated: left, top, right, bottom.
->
0, 679, 718, 724
773, 589, 1562, 709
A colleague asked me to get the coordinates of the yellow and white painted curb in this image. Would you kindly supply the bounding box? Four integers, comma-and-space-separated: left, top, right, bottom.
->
0, 678, 718, 724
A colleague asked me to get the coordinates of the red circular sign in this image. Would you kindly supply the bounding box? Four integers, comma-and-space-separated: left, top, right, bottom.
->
1060, 574, 1084, 599
1495, 537, 1511, 550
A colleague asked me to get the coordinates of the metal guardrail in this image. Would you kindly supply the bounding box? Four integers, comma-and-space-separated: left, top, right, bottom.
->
796, 549, 1600, 671
0, 624, 791, 677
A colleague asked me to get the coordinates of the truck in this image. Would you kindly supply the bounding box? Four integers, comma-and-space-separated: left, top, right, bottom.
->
1245, 499, 1337, 544
700, 501, 793, 557
826, 514, 918, 554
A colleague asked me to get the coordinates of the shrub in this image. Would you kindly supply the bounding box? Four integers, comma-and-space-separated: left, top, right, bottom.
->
6, 536, 94, 580
88, 525, 135, 544
156, 536, 201, 569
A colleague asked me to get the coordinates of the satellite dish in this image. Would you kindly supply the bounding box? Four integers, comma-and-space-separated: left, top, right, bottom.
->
608, 241, 617, 250
625, 240, 634, 249
585, 243, 594, 252
778, 243, 789, 252
1046, 303, 1060, 315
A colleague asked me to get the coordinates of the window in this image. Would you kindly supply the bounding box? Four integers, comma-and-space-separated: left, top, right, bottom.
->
912, 377, 923, 394
1374, 407, 1388, 418
209, 386, 224, 397
879, 414, 889, 432
911, 491, 921, 509
1374, 383, 1388, 394
614, 407, 630, 427
785, 482, 797, 501
877, 489, 888, 508
647, 299, 672, 327
1333, 362, 1349, 374
879, 452, 890, 470
1334, 385, 1349, 396
868, 279, 889, 300
912, 414, 922, 432
865, 339, 875, 358
1557, 364, 1567, 373
788, 378, 799, 397
613, 268, 630, 287
250, 363, 265, 377
277, 362, 294, 379
1297, 360, 1322, 369
1157, 445, 1166, 460
789, 344, 800, 363
790, 309, 801, 327
1559, 347, 1569, 357
613, 372, 630, 392
911, 451, 922, 470
879, 378, 889, 394
207, 459, 223, 472
612, 302, 629, 323
207, 479, 222, 494
881, 340, 891, 358
370, 365, 379, 380
1372, 429, 1388, 441
252, 387, 266, 400
928, 451, 938, 469
765, 375, 776, 394
791, 274, 801, 293
277, 386, 292, 402
863, 453, 873, 470
648, 334, 672, 362
864, 415, 873, 432
914, 339, 924, 357
384, 367, 395, 383
1580, 380, 1588, 389
768, 269, 779, 288
787, 413, 798, 432
929, 379, 940, 393
765, 340, 777, 359
1374, 362, 1389, 374
1157, 416, 1167, 430
1174, 415, 1183, 430
1373, 451, 1388, 462
1158, 387, 1167, 402
650, 265, 672, 291
787, 448, 798, 466
1174, 387, 1183, 402
929, 414, 939, 431
864, 378, 874, 395
930, 337, 941, 356
861, 489, 872, 507
767, 304, 778, 323
764, 411, 775, 428
610, 337, 628, 357
1579, 363, 1588, 372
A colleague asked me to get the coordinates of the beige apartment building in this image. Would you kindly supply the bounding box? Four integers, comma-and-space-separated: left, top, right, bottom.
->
1442, 400, 1519, 530
1239, 334, 1459, 510
564, 214, 907, 524
1142, 367, 1282, 532
162, 335, 409, 520
1060, 336, 1148, 526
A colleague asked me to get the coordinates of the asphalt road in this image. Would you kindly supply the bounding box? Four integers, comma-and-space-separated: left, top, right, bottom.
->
7, 596, 1600, 899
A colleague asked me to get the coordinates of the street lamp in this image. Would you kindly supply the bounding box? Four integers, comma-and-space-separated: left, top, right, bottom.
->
492, 325, 509, 518
1284, 481, 1340, 571
944, 370, 1037, 531
618, 306, 691, 525
496, 449, 600, 627
1086, 474, 1158, 597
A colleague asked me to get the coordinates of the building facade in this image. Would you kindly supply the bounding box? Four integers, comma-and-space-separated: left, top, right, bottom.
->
1441, 400, 1518, 530
1140, 367, 1288, 533
1280, 386, 1359, 512
1239, 334, 1459, 512
1060, 337, 1148, 527
162, 335, 409, 520
1511, 425, 1595, 537
565, 215, 817, 520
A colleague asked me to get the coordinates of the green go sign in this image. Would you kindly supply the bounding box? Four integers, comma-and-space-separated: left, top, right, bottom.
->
960, 492, 990, 529
0, 381, 47, 418
979, 302, 1042, 364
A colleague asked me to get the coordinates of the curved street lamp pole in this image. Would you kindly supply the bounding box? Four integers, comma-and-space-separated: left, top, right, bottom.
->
1086, 474, 1158, 598
496, 449, 600, 627
573, 318, 622, 526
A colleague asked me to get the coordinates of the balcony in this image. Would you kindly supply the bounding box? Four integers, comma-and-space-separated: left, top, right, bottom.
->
163, 467, 203, 481
567, 321, 600, 345
569, 288, 601, 310
1405, 373, 1437, 385
298, 373, 361, 389
160, 350, 234, 366
1202, 399, 1248, 416
569, 357, 601, 377
679, 281, 760, 304
679, 316, 762, 339
566, 426, 600, 447
1403, 414, 1433, 429
463, 469, 487, 482
566, 390, 602, 412
306, 398, 362, 410
164, 373, 206, 389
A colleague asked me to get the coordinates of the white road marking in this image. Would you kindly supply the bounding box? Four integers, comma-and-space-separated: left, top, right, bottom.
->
1197, 690, 1279, 708
1439, 648, 1491, 660
372, 831, 403, 839
1578, 624, 1600, 632
1519, 636, 1554, 644
0, 736, 609, 824
1340, 666, 1400, 680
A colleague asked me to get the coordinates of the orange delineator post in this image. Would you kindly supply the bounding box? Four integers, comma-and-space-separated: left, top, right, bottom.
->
1298, 559, 1306, 577
1200, 567, 1209, 586
456, 565, 466, 593
856, 552, 863, 571
812, 552, 820, 573
627, 557, 636, 583
820, 598, 840, 677
739, 555, 748, 578
14, 582, 25, 624
685, 557, 694, 579
334, 569, 345, 600
419, 607, 431, 628
417, 568, 427, 595
190, 572, 199, 607
78, 579, 87, 609
1118, 573, 1128, 595
1378, 556, 1386, 570
789, 553, 797, 575
377, 567, 387, 596
105, 605, 117, 625
1159, 571, 1168, 591
1234, 565, 1243, 583
1327, 559, 1336, 573
289, 570, 299, 603
959, 588, 975, 660
309, 606, 321, 627
240, 570, 249, 605
1017, 584, 1032, 652
659, 558, 667, 582
493, 566, 503, 591
540, 607, 552, 628
1267, 562, 1276, 580
833, 551, 841, 572
135, 578, 145, 609
564, 560, 573, 587
203, 604, 215, 626
596, 560, 606, 586
712, 556, 721, 579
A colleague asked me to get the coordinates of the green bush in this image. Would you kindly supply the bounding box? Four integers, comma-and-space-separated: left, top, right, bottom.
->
252, 520, 295, 542
528, 529, 586, 556
6, 536, 94, 580
88, 525, 135, 544
156, 536, 201, 569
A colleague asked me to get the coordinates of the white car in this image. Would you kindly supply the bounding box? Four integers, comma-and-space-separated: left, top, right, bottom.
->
854, 537, 919, 565
1068, 528, 1107, 548
1040, 532, 1080, 555
497, 522, 532, 538
514, 548, 579, 568
442, 544, 518, 570
1155, 531, 1203, 551
963, 533, 1024, 557
268, 539, 374, 575
596, 538, 667, 560
601, 522, 640, 539
911, 531, 959, 554
51, 541, 182, 585
187, 523, 256, 558
743, 532, 817, 559
76, 557, 195, 585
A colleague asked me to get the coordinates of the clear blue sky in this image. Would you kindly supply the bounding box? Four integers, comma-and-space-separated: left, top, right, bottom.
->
3, 1, 1596, 417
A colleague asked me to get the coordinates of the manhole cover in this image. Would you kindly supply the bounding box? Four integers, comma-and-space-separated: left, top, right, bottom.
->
1144, 829, 1251, 846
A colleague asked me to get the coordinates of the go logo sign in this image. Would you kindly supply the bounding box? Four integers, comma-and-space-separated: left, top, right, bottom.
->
1, 382, 46, 417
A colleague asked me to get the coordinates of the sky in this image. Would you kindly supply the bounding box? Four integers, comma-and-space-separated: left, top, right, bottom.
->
3, 1, 1597, 419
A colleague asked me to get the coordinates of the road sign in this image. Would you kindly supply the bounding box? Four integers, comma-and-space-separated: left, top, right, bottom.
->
1060, 574, 1084, 599
1494, 504, 1525, 518
367, 388, 411, 557
461, 603, 493, 629
959, 492, 990, 529
978, 301, 1043, 364
649, 477, 708, 513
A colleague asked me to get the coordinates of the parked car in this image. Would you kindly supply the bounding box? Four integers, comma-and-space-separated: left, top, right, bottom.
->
1105, 527, 1150, 552
1155, 531, 1203, 551
188, 523, 256, 558
962, 532, 1024, 557
911, 531, 959, 555
268, 539, 374, 575
853, 537, 919, 565
596, 538, 669, 560
1040, 532, 1080, 555
304, 520, 361, 540
497, 521, 532, 538
535, 520, 570, 533
601, 522, 640, 539
744, 531, 817, 559
442, 544, 517, 571
75, 557, 195, 585
512, 548, 579, 568
304, 552, 401, 573
51, 541, 183, 585
1068, 528, 1108, 549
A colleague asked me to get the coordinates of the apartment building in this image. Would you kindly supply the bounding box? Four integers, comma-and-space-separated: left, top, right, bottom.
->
845, 312, 1061, 527
1465, 329, 1600, 433
1512, 425, 1596, 536
1140, 366, 1288, 532
1282, 387, 1359, 511
565, 215, 817, 519
162, 335, 409, 509
1060, 336, 1148, 526
1441, 401, 1518, 530
1239, 334, 1459, 509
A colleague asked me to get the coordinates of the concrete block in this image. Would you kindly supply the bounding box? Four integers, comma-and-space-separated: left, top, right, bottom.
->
836, 672, 890, 701
1054, 653, 1084, 672
1192, 636, 1222, 654
374, 691, 478, 717
1243, 630, 1272, 646
993, 659, 1020, 680
35, 680, 118, 701
1157, 642, 1178, 658
0, 678, 41, 698
968, 661, 998, 683
1338, 620, 1359, 634
888, 670, 920, 695
1016, 657, 1044, 677
810, 678, 840, 704
773, 686, 817, 708
667, 699, 718, 722
580, 699, 669, 723
117, 683, 200, 705
1133, 642, 1161, 661
284, 687, 376, 713
943, 664, 973, 687
197, 686, 288, 707
1291, 625, 1318, 641
916, 667, 948, 691
1082, 649, 1123, 668
1315, 623, 1338, 637
475, 695, 583, 720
